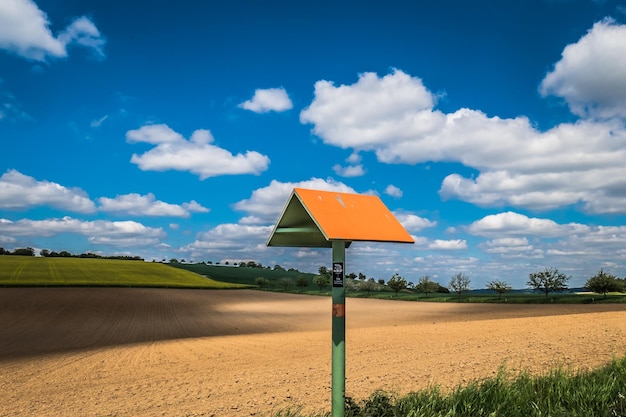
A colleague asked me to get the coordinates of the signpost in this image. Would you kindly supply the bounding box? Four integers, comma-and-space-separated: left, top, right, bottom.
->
267, 188, 414, 417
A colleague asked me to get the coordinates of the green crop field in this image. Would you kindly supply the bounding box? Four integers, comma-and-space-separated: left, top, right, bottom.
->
171, 262, 315, 286
0, 256, 248, 289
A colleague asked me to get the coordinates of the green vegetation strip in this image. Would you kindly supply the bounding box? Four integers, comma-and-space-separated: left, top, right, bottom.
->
272, 356, 626, 417
0, 256, 248, 289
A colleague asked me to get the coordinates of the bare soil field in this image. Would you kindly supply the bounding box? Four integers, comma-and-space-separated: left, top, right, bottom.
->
1, 288, 626, 416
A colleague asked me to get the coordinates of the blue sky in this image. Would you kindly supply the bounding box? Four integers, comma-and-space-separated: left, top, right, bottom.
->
2, 0, 626, 289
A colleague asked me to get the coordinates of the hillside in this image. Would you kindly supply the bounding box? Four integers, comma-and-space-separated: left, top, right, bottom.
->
0, 256, 247, 289
170, 262, 315, 286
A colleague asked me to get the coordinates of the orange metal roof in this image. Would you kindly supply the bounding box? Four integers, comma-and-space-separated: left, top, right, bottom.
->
266, 188, 414, 247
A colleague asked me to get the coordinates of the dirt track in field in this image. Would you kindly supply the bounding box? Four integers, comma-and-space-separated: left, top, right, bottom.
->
1, 288, 626, 416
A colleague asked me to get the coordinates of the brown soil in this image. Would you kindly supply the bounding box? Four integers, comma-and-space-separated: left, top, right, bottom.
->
1, 288, 625, 416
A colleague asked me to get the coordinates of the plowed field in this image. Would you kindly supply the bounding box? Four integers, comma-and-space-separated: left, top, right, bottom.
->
1, 288, 625, 416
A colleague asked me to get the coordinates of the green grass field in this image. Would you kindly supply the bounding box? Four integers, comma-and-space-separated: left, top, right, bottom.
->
0, 256, 248, 289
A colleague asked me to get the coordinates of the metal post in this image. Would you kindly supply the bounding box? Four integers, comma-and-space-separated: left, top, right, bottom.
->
331, 240, 346, 417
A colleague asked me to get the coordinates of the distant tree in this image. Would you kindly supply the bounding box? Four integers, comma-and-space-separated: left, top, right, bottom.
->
279, 277, 294, 292
527, 267, 569, 298
345, 278, 360, 291
318, 266, 329, 275
359, 278, 380, 296
585, 269, 623, 299
346, 272, 357, 280
313, 272, 331, 290
486, 280, 512, 299
378, 278, 385, 286
40, 249, 50, 257
415, 275, 439, 297
13, 247, 35, 256
169, 258, 179, 263
387, 273, 408, 296
358, 272, 367, 281
449, 273, 471, 299
255, 277, 270, 289
274, 264, 285, 271
296, 276, 309, 289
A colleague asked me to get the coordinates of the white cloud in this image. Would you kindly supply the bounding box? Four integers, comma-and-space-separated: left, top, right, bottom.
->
300, 64, 626, 214
0, 169, 96, 213
98, 193, 209, 217
58, 16, 106, 60
467, 211, 589, 238
90, 114, 108, 128
428, 239, 467, 250
181, 223, 273, 262
239, 87, 293, 113
0, 234, 16, 244
540, 19, 626, 119
0, 91, 30, 122
0, 0, 105, 61
384, 184, 403, 198
127, 124, 270, 179
300, 69, 440, 149
393, 213, 436, 232
481, 237, 541, 258
0, 216, 164, 247
232, 177, 356, 221
332, 164, 365, 177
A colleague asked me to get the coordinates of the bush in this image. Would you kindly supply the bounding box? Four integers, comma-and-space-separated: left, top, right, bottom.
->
255, 277, 270, 288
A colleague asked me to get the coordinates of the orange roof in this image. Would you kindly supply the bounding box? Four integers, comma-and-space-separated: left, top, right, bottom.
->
267, 188, 414, 248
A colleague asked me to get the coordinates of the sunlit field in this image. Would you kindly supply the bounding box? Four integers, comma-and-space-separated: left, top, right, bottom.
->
0, 256, 247, 289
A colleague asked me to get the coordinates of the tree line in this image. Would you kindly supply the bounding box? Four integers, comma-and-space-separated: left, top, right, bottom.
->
310, 266, 626, 299
0, 247, 143, 261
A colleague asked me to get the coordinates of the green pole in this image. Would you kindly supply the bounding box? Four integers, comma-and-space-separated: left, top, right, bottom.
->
331, 240, 346, 417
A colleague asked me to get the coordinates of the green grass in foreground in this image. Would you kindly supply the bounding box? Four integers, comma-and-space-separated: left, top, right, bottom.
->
0, 256, 248, 289
271, 356, 626, 417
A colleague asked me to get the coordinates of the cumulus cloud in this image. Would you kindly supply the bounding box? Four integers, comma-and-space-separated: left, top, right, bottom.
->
98, 193, 209, 217
385, 184, 403, 198
467, 211, 589, 238
428, 239, 467, 250
232, 177, 356, 222
0, 216, 164, 247
481, 237, 542, 258
540, 19, 626, 119
0, 169, 96, 213
127, 124, 270, 179
393, 213, 436, 232
239, 87, 293, 113
300, 62, 626, 213
300, 69, 440, 149
465, 212, 626, 273
181, 223, 273, 262
0, 0, 105, 61
332, 164, 365, 177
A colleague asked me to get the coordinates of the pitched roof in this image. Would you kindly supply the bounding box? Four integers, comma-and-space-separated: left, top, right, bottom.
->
267, 188, 415, 248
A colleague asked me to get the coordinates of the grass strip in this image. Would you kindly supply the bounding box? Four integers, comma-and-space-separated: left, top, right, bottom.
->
272, 356, 626, 417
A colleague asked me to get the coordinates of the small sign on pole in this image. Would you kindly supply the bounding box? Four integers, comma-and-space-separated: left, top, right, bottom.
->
332, 262, 344, 287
